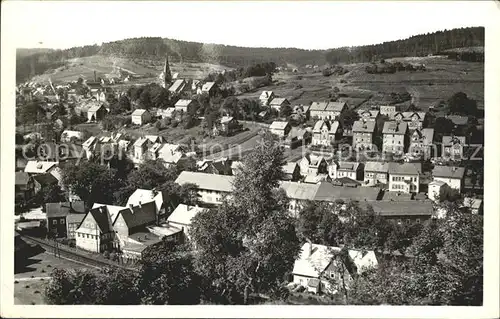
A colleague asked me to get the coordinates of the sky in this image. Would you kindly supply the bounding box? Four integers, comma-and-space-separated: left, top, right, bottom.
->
3, 1, 493, 51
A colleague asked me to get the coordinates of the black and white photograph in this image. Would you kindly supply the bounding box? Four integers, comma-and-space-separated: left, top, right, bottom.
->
1, 1, 499, 317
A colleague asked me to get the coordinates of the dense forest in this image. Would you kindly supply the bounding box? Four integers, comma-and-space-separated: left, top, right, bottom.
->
16, 27, 484, 83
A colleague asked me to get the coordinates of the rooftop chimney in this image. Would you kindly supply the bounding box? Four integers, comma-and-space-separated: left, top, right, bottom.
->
94, 70, 97, 82
129, 204, 134, 211
139, 201, 142, 208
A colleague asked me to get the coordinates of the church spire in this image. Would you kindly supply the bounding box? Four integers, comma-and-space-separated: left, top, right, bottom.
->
163, 55, 172, 88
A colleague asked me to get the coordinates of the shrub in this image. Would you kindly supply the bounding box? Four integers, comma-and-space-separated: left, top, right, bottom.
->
47, 265, 52, 268
41, 269, 46, 273
25, 285, 30, 289
14, 280, 19, 284
34, 290, 40, 294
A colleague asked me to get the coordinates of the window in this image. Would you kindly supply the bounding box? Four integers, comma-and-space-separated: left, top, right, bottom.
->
406, 219, 411, 224
416, 219, 421, 224
397, 219, 402, 224
53, 220, 57, 225
60, 219, 65, 225
86, 234, 89, 239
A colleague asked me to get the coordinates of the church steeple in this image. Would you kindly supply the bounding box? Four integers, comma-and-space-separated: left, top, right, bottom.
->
163, 55, 172, 88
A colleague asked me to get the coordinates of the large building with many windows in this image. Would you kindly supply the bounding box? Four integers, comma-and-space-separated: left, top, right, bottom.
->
388, 162, 421, 194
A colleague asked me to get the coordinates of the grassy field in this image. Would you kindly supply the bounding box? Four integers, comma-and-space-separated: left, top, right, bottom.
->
14, 278, 48, 305
235, 56, 483, 111
31, 55, 232, 85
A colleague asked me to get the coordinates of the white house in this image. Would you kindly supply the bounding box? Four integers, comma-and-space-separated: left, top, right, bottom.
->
175, 171, 234, 205
259, 91, 275, 106
166, 204, 205, 240
363, 161, 389, 186
269, 121, 291, 138
131, 109, 152, 126
388, 162, 421, 194
428, 180, 447, 202
432, 165, 466, 194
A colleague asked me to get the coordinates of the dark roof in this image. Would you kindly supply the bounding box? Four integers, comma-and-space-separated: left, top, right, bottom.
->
332, 177, 361, 187
432, 166, 466, 179
15, 172, 31, 186
361, 200, 433, 217
33, 173, 58, 186
88, 207, 113, 233
314, 182, 380, 202
388, 163, 422, 175
66, 213, 86, 225
46, 201, 86, 218
117, 201, 156, 229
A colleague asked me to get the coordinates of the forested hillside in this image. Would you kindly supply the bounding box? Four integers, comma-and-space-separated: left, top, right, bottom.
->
16, 27, 484, 83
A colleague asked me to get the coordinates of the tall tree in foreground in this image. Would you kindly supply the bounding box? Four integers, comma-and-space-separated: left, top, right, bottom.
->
190, 133, 301, 304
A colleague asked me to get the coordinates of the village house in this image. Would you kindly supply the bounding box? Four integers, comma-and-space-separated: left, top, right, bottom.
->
75, 206, 117, 253
126, 188, 170, 220
432, 165, 466, 194
299, 154, 328, 176
408, 128, 435, 158
292, 104, 311, 120
197, 158, 233, 176
113, 201, 157, 241
259, 91, 275, 106
32, 173, 58, 194
120, 232, 163, 261
279, 181, 320, 216
391, 111, 426, 131
174, 99, 199, 113
382, 121, 408, 154
312, 120, 340, 147
428, 180, 448, 202
15, 172, 34, 202
175, 171, 234, 206
46, 201, 86, 238
328, 161, 362, 181
24, 160, 59, 175
363, 161, 389, 186
157, 107, 176, 119
168, 79, 189, 94
463, 197, 483, 215
379, 105, 397, 117
361, 200, 434, 224
165, 204, 206, 241
314, 181, 381, 203
356, 109, 380, 121
388, 162, 422, 194
131, 109, 152, 126
87, 103, 108, 122
352, 120, 376, 150
60, 130, 85, 143
309, 101, 348, 120
133, 137, 153, 164
217, 116, 240, 136
158, 143, 186, 167
282, 162, 301, 181
269, 121, 291, 139
201, 82, 217, 96
291, 242, 378, 294
284, 127, 311, 149
269, 98, 291, 111
442, 135, 466, 161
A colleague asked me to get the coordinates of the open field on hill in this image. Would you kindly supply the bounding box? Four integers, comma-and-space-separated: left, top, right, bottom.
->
31, 55, 233, 84
235, 56, 483, 111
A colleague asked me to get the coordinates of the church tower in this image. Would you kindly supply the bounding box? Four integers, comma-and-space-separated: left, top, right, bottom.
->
162, 55, 172, 88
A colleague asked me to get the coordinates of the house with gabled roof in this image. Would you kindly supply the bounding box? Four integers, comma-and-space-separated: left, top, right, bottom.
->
408, 128, 434, 158
174, 99, 199, 113
282, 162, 301, 181
357, 109, 380, 121
133, 137, 153, 164
87, 103, 107, 122
168, 79, 189, 94
269, 121, 291, 138
75, 206, 117, 253
360, 200, 434, 224
329, 161, 362, 181
15, 172, 34, 202
113, 201, 157, 239
201, 82, 217, 96
269, 97, 291, 111
442, 135, 466, 161
24, 160, 58, 175
46, 201, 86, 238
310, 101, 348, 120
388, 162, 421, 194
259, 91, 275, 106
363, 161, 390, 186
166, 204, 206, 241
382, 121, 408, 154
292, 243, 378, 294
175, 171, 234, 206
432, 165, 466, 194
298, 154, 328, 177
131, 108, 152, 126
279, 181, 320, 216
312, 120, 340, 147
352, 120, 376, 150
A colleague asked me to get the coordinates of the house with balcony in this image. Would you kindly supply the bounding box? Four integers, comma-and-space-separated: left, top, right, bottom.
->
388, 162, 421, 194
382, 121, 408, 154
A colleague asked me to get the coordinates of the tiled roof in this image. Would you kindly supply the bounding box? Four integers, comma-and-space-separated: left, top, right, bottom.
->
282, 162, 298, 175
352, 120, 376, 133
337, 161, 359, 171
314, 182, 380, 202
220, 116, 234, 124
175, 171, 234, 193
309, 101, 329, 112
388, 162, 422, 175
92, 203, 127, 224
133, 137, 149, 147
259, 91, 274, 99
442, 136, 466, 145
46, 201, 86, 218
132, 109, 148, 116
270, 98, 289, 105
269, 121, 290, 130
364, 161, 389, 173
167, 204, 205, 226
292, 243, 342, 277
168, 79, 186, 92
361, 200, 433, 217
175, 99, 194, 107
126, 189, 155, 207
432, 166, 466, 179
24, 161, 58, 174
382, 121, 408, 134
117, 201, 157, 229
33, 173, 58, 186
88, 104, 105, 112
325, 101, 347, 112
202, 82, 216, 91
